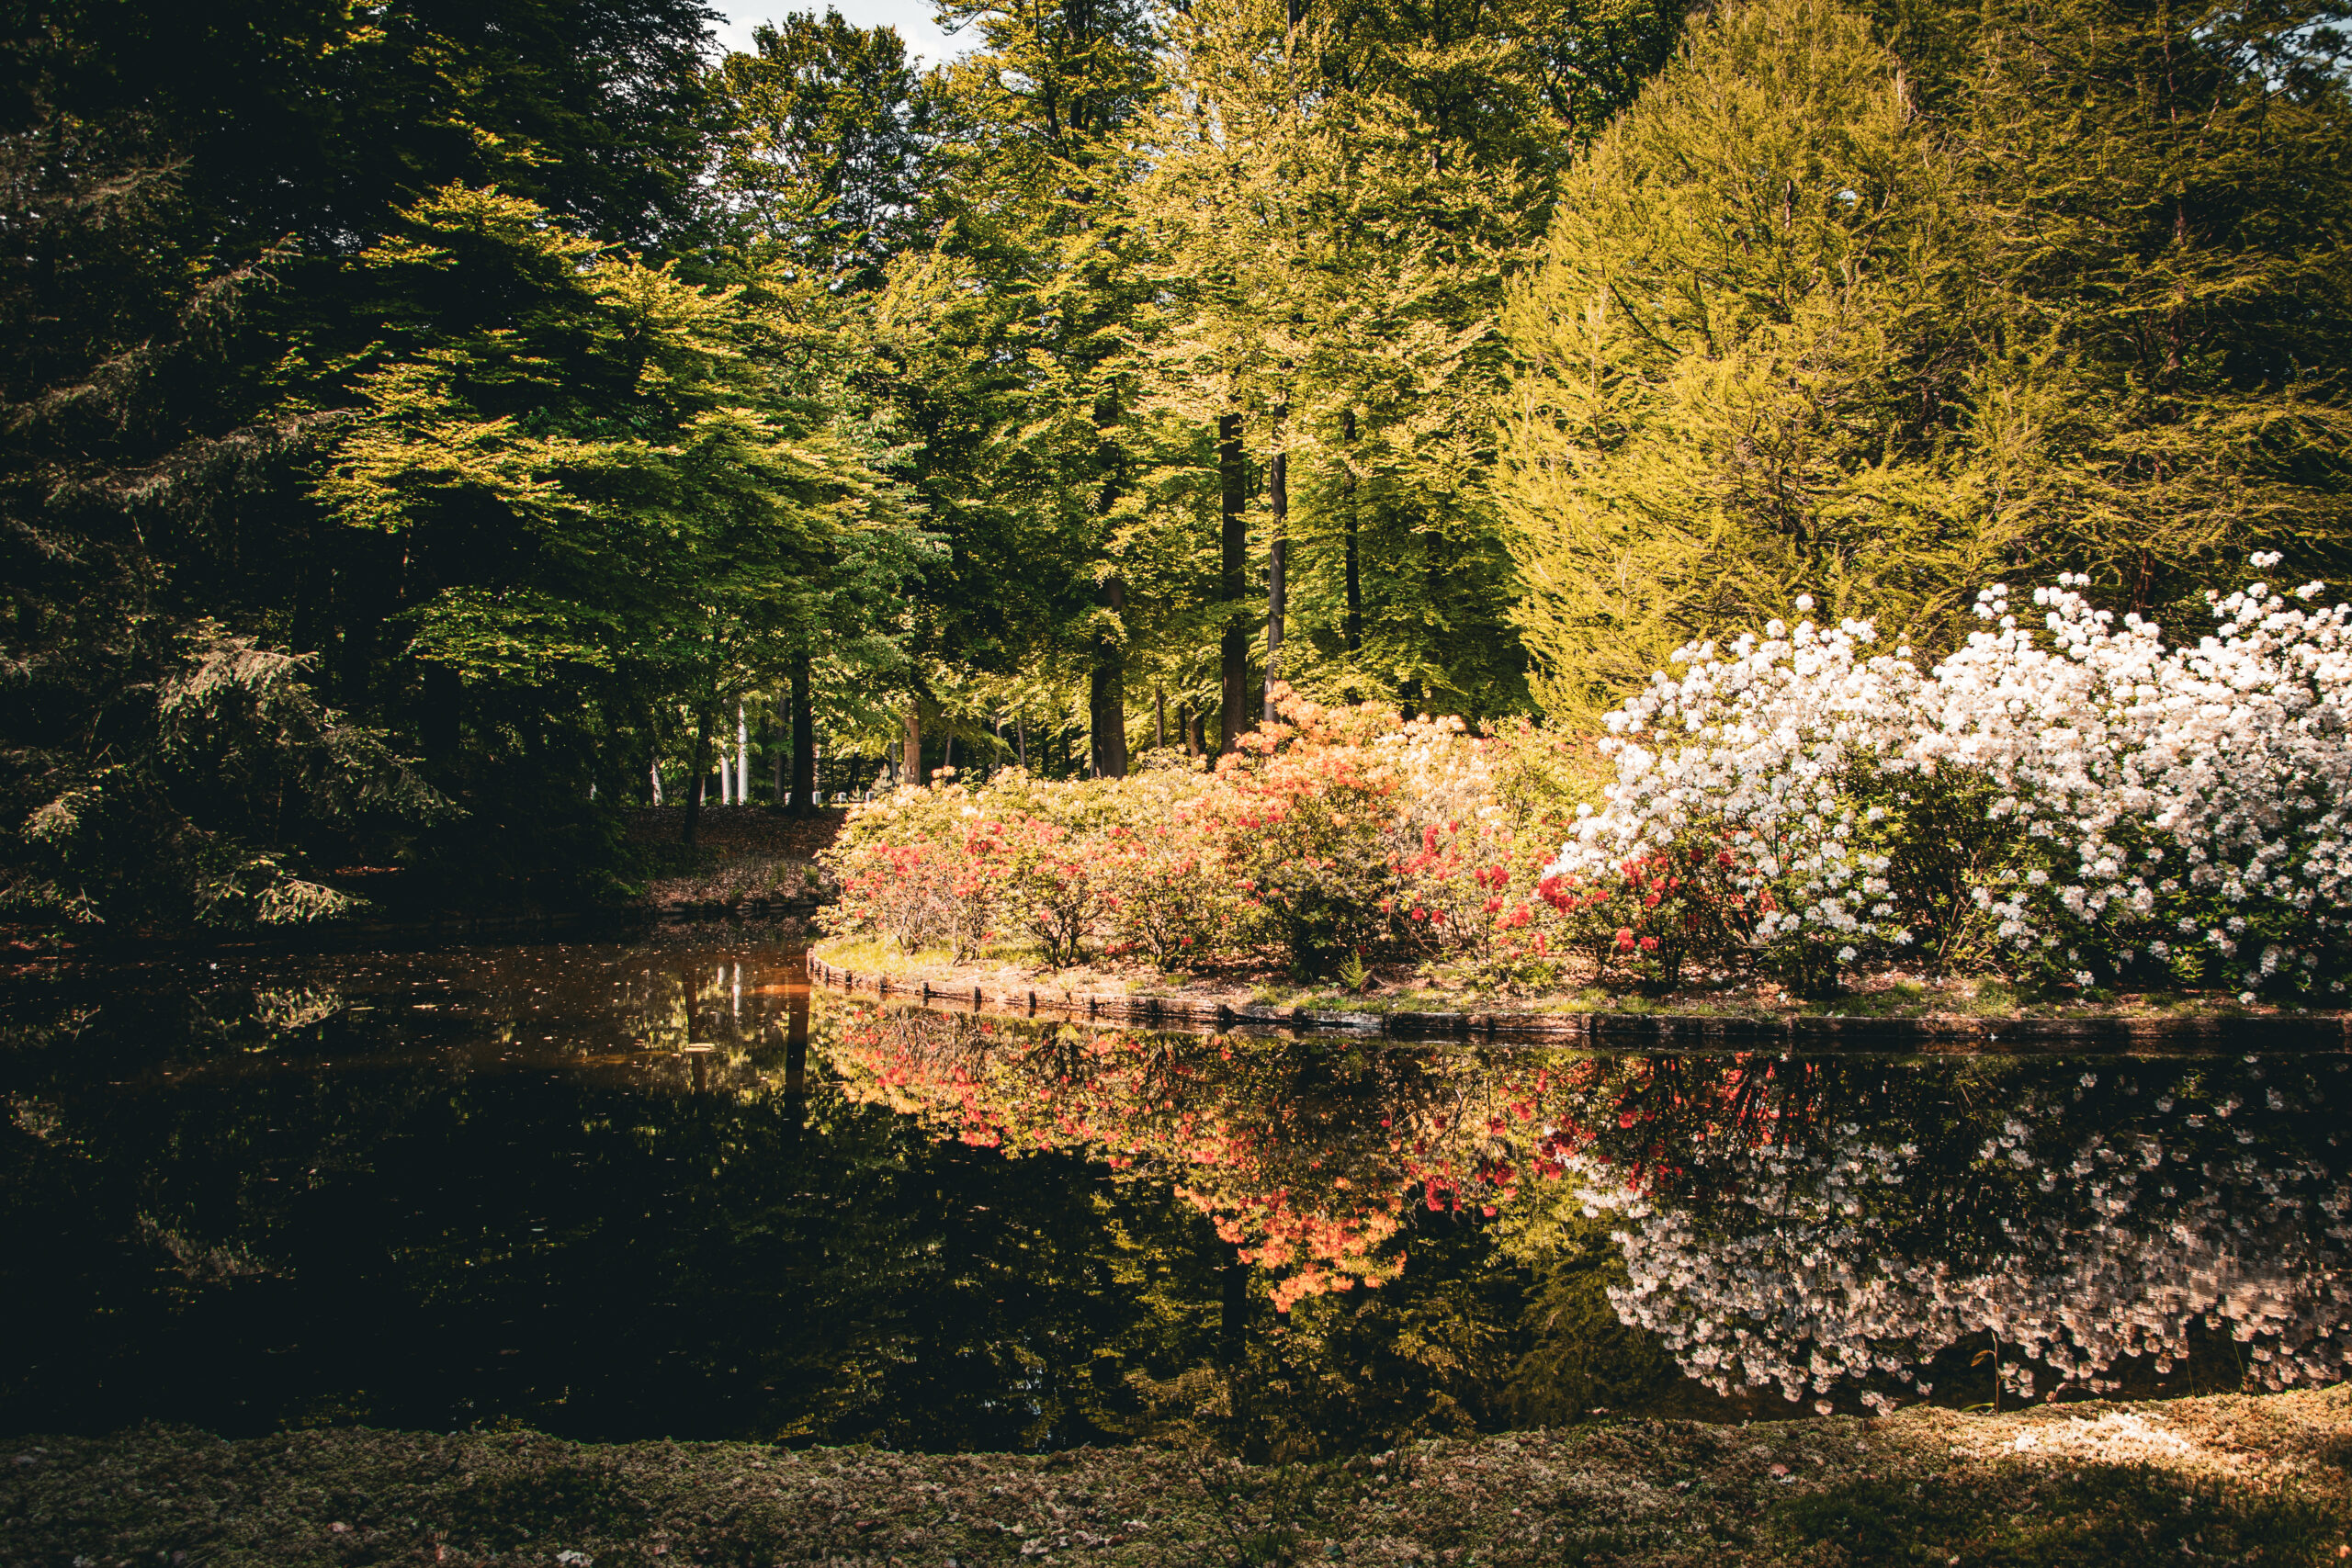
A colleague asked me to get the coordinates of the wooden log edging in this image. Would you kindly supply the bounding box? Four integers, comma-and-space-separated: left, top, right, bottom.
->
801, 952, 2352, 1054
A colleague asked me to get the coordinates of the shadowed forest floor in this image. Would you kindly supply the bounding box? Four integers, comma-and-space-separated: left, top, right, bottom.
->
626, 807, 847, 910
7, 1389, 2347, 1566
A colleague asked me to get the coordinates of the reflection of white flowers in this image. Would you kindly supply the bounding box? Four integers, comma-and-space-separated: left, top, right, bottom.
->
1549, 565, 2352, 993
1580, 1086, 2352, 1412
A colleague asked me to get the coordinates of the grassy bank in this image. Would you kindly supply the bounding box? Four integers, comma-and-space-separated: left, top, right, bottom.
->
8, 1390, 2347, 1566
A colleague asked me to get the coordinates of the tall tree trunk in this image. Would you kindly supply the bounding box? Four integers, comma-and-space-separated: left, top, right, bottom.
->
1341, 408, 1363, 656
789, 651, 816, 816
903, 699, 926, 788
650, 757, 664, 806
1090, 574, 1129, 778
1155, 684, 1167, 750
1016, 711, 1027, 770
736, 702, 750, 806
682, 705, 714, 846
772, 694, 786, 806
1264, 442, 1287, 722
1218, 410, 1250, 753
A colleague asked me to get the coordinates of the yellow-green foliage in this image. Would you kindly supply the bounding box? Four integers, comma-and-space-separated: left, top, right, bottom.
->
1498, 0, 1996, 723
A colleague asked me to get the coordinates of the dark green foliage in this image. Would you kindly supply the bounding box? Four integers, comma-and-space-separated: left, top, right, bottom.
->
11, 0, 720, 254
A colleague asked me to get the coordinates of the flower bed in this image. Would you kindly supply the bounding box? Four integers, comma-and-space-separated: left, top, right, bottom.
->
821, 563, 2352, 1008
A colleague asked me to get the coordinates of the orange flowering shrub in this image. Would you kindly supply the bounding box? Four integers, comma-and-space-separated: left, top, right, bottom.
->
820, 690, 1598, 980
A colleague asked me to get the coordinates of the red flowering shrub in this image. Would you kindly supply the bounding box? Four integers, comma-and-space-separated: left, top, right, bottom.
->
820, 691, 1605, 983
825, 816, 1002, 959
997, 813, 1101, 966
1100, 823, 1236, 967
1383, 720, 1591, 983
1538, 840, 1747, 991
1195, 693, 1404, 975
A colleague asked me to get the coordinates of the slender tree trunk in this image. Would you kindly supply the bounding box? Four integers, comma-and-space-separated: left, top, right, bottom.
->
790, 650, 817, 816
1016, 711, 1027, 770
772, 694, 786, 806
1090, 575, 1129, 778
1155, 684, 1166, 750
903, 699, 925, 788
1218, 411, 1250, 754
1265, 444, 1287, 722
1341, 408, 1363, 656
650, 758, 663, 807
683, 705, 714, 846
736, 702, 750, 806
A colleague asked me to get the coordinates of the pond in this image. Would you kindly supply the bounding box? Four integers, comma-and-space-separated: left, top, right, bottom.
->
3, 937, 2346, 1461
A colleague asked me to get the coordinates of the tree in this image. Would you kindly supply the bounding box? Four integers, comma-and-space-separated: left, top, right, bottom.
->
1498, 0, 1993, 720
1955, 0, 2352, 609
874, 0, 1163, 776
710, 11, 935, 293
305, 185, 917, 853
1134, 0, 1685, 735
1500, 0, 2352, 722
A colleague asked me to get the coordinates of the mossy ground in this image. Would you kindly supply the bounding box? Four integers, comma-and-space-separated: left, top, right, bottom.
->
8, 1389, 2346, 1566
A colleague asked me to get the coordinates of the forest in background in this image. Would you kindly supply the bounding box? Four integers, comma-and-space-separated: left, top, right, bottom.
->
3, 0, 2348, 929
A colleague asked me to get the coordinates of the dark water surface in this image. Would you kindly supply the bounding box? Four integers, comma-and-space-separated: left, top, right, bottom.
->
4, 938, 2346, 1457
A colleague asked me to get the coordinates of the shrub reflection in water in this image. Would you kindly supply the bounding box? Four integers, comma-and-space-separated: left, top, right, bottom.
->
834, 1006, 2351, 1428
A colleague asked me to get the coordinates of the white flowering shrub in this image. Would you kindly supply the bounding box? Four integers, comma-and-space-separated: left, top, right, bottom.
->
1546, 593, 1920, 994
1551, 560, 2352, 996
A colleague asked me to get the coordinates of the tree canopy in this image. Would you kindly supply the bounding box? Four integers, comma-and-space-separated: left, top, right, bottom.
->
4, 0, 2348, 928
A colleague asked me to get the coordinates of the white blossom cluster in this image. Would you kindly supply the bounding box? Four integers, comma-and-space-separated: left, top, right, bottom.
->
1548, 594, 1917, 984
1577, 1088, 2352, 1412
1551, 561, 2352, 991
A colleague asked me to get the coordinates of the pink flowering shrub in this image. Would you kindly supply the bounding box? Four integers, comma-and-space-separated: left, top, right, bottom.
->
1099, 824, 1236, 966
821, 691, 1597, 980
1539, 840, 1752, 992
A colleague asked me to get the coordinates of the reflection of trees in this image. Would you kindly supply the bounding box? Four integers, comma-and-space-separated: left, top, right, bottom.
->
13, 955, 2341, 1450
0, 966, 1226, 1449
1556, 1058, 2352, 1411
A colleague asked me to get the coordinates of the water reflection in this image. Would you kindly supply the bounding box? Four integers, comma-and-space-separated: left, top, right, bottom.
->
826, 1007, 2352, 1416
1, 943, 2343, 1456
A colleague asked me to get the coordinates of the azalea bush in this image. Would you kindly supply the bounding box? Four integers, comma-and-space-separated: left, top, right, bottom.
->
1555, 558, 2352, 998
820, 691, 1593, 980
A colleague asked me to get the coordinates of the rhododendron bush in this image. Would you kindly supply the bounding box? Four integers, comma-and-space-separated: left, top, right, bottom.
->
1555, 560, 2352, 997
820, 690, 1596, 980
